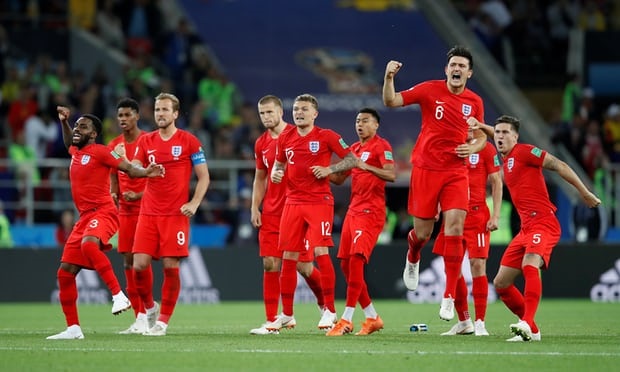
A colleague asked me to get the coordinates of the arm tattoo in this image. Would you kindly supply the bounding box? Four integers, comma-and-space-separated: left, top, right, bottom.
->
330, 153, 357, 173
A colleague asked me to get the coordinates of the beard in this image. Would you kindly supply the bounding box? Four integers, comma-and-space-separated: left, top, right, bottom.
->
73, 134, 90, 149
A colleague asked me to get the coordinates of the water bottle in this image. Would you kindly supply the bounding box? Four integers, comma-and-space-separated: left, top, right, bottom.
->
409, 323, 428, 332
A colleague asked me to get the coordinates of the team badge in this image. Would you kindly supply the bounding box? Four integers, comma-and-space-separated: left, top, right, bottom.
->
531, 147, 542, 157
172, 146, 182, 157
309, 141, 320, 153
469, 153, 479, 165
462, 104, 472, 116
506, 158, 514, 172
81, 155, 91, 165
360, 151, 370, 162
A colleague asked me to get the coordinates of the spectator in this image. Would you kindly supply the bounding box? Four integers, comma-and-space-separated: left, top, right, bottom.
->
561, 72, 581, 123
577, 87, 598, 122
581, 119, 606, 178
578, 0, 606, 31
0, 199, 13, 248
95, 0, 125, 50
197, 66, 239, 128
159, 18, 202, 97
55, 208, 75, 247
603, 103, 620, 163
469, 0, 512, 66
9, 130, 40, 189
546, 0, 578, 57
7, 83, 38, 141
24, 109, 58, 160
232, 102, 262, 159
115, 0, 164, 57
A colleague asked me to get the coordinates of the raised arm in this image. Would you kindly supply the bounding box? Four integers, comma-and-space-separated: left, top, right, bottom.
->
542, 152, 601, 208
383, 60, 404, 107
57, 106, 73, 149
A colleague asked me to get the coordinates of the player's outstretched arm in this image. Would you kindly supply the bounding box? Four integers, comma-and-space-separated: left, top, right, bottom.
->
542, 152, 601, 208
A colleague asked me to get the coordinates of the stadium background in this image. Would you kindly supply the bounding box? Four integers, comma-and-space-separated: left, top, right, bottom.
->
0, 0, 618, 302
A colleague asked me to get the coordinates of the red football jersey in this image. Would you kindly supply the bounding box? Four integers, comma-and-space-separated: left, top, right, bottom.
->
502, 143, 556, 223
275, 125, 351, 205
348, 135, 394, 214
134, 129, 204, 215
69, 144, 123, 214
108, 131, 147, 215
466, 141, 500, 206
400, 80, 484, 170
254, 124, 294, 215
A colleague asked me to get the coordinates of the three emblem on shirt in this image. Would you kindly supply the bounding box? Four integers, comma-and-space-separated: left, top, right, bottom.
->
309, 141, 320, 154
507, 157, 514, 172
172, 145, 182, 160
461, 104, 472, 116
81, 155, 91, 165
468, 153, 479, 167
360, 151, 370, 162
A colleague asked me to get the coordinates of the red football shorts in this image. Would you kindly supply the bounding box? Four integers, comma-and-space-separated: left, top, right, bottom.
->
408, 167, 469, 218
432, 205, 490, 258
258, 213, 313, 261
258, 213, 282, 258
61, 206, 119, 269
500, 213, 561, 270
133, 214, 190, 260
337, 210, 385, 263
279, 204, 334, 253
117, 213, 139, 254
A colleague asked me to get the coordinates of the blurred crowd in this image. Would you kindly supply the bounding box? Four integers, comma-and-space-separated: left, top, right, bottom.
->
454, 0, 620, 83
0, 0, 261, 243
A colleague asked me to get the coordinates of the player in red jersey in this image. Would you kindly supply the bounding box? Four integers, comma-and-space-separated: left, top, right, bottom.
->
47, 106, 164, 340
471, 115, 601, 341
383, 45, 487, 320
326, 107, 395, 337
434, 140, 502, 336
269, 94, 357, 331
249, 95, 326, 335
131, 92, 210, 336
108, 97, 150, 334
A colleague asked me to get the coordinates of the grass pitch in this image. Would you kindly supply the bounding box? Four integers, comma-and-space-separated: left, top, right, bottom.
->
1, 299, 618, 371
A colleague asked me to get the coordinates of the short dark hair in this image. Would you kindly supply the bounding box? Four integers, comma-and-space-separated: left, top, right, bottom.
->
494, 115, 520, 133
447, 45, 474, 70
117, 97, 140, 113
358, 107, 380, 123
82, 114, 102, 136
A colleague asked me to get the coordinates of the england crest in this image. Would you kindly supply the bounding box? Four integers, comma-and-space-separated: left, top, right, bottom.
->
469, 153, 479, 165
81, 155, 91, 165
172, 146, 182, 157
507, 158, 514, 172
462, 104, 472, 116
360, 151, 370, 162
309, 141, 320, 153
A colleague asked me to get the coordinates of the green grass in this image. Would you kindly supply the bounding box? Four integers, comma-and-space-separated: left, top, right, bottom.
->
1, 300, 618, 371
